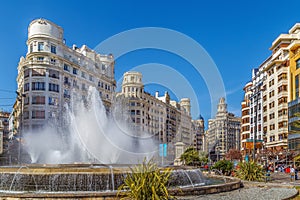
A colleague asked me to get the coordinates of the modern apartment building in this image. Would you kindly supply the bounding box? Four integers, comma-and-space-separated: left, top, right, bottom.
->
242, 23, 300, 153
207, 98, 241, 161
241, 82, 252, 155
116, 71, 194, 162
15, 19, 116, 133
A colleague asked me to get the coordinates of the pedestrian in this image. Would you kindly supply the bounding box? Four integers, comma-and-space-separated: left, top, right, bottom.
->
295, 167, 298, 180
290, 166, 295, 181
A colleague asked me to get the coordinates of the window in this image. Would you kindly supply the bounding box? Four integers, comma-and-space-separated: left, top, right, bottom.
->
50, 58, 56, 64
49, 83, 59, 92
64, 77, 70, 85
24, 69, 30, 78
81, 71, 86, 78
263, 95, 267, 101
296, 75, 299, 98
82, 83, 87, 91
23, 111, 29, 119
38, 42, 44, 51
297, 59, 300, 69
89, 75, 94, 82
73, 68, 78, 75
50, 45, 56, 54
49, 97, 59, 106
263, 105, 267, 112
64, 89, 70, 98
278, 73, 287, 81
73, 80, 79, 88
32, 110, 45, 119
23, 96, 29, 105
37, 57, 44, 61
64, 64, 70, 72
30, 44, 33, 53
24, 83, 30, 91
278, 97, 288, 105
32, 82, 45, 90
48, 69, 59, 79
269, 101, 275, 109
278, 85, 288, 93
32, 96, 45, 104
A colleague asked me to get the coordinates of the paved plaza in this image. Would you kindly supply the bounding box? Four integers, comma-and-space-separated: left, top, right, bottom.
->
178, 172, 300, 200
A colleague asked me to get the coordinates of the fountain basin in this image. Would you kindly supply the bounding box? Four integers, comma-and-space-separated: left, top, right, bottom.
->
0, 164, 242, 199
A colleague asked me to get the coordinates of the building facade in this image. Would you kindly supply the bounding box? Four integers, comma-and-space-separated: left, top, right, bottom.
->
242, 23, 300, 153
288, 24, 300, 150
207, 98, 241, 161
117, 71, 194, 163
0, 112, 10, 164
15, 19, 116, 134
192, 116, 205, 152
241, 82, 252, 155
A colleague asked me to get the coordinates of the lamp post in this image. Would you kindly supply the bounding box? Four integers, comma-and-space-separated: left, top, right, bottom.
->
16, 91, 25, 165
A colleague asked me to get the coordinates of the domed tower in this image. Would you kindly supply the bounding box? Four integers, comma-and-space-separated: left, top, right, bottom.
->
122, 71, 144, 98
27, 19, 63, 55
197, 114, 204, 127
180, 98, 191, 116
217, 97, 227, 114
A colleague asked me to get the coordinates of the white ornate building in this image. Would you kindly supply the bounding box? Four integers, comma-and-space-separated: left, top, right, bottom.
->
15, 19, 116, 132
207, 98, 241, 161
116, 71, 194, 163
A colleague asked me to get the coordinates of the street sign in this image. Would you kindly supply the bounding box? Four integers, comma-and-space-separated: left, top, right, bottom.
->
159, 143, 167, 157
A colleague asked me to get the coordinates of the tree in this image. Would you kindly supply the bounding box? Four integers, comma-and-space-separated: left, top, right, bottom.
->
225, 149, 242, 161
199, 151, 209, 165
180, 147, 201, 166
118, 159, 173, 200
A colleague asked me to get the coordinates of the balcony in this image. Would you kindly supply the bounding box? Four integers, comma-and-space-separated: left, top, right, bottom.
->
49, 74, 59, 79
276, 66, 287, 75
22, 59, 60, 67
277, 91, 288, 99
64, 94, 71, 99
64, 82, 71, 87
278, 103, 288, 111
277, 79, 288, 87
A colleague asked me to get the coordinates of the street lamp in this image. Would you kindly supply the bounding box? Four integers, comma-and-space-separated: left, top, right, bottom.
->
16, 91, 25, 165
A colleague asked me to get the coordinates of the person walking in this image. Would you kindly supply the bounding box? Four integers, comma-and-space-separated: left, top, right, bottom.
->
290, 166, 295, 181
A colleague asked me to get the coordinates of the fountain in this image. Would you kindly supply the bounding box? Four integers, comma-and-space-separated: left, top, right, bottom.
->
0, 87, 241, 198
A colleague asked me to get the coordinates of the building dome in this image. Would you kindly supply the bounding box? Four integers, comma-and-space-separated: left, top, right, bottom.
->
28, 19, 63, 41
197, 114, 204, 121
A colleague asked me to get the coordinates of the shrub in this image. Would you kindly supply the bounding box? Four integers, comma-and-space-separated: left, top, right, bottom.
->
234, 161, 265, 181
211, 160, 234, 176
118, 159, 174, 200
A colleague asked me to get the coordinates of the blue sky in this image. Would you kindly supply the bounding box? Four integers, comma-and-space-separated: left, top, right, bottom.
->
1, 0, 300, 124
